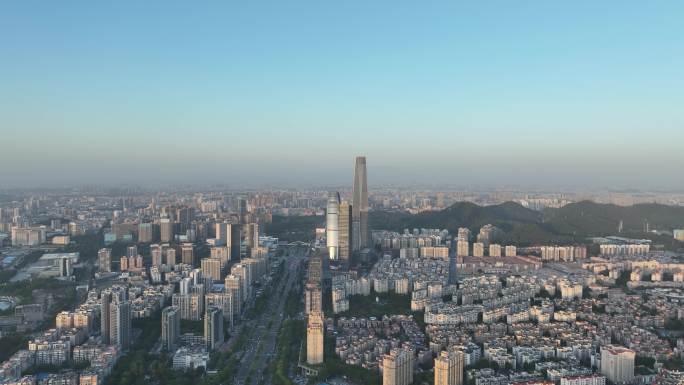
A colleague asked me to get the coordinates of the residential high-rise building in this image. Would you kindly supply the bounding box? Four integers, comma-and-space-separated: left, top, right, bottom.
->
237, 198, 248, 223
305, 282, 322, 314
308, 254, 323, 284
160, 217, 174, 243
210, 246, 231, 266
100, 291, 112, 344
352, 156, 369, 251
245, 223, 259, 251
456, 240, 469, 257
600, 345, 634, 384
150, 244, 163, 267
457, 228, 471, 242
165, 247, 176, 267
110, 299, 131, 349
204, 307, 224, 351
434, 350, 464, 385
161, 306, 181, 351
181, 243, 195, 265
306, 311, 324, 364
201, 258, 223, 282
326, 192, 340, 260
205, 292, 234, 327
138, 222, 154, 243
489, 244, 502, 257
98, 248, 112, 272
59, 256, 72, 277
172, 293, 203, 321
382, 347, 414, 385
224, 275, 242, 317
472, 243, 484, 258
505, 245, 517, 257
338, 200, 352, 262
126, 245, 138, 258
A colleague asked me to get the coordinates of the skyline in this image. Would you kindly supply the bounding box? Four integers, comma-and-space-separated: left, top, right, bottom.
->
2, 1, 684, 188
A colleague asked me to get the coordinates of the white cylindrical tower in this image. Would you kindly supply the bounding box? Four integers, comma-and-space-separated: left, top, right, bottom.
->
326, 192, 340, 260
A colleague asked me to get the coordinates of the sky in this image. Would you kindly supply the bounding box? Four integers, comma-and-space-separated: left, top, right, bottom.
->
1, 1, 683, 189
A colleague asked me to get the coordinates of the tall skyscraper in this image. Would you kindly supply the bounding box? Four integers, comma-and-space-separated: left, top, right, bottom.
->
306, 311, 324, 364
326, 192, 340, 260
59, 256, 72, 277
126, 245, 138, 258
98, 248, 112, 272
352, 156, 369, 251
109, 297, 131, 349
161, 306, 181, 351
600, 345, 635, 384
338, 200, 352, 262
204, 307, 224, 351
150, 244, 163, 267
434, 350, 464, 385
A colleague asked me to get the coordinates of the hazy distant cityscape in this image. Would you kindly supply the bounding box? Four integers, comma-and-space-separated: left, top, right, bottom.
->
0, 156, 684, 385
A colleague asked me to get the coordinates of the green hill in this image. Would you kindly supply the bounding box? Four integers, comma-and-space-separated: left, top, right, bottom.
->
370, 201, 684, 248
267, 201, 684, 250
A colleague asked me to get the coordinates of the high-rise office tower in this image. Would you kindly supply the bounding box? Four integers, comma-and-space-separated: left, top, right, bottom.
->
352, 156, 369, 251
381, 347, 414, 385
434, 350, 464, 385
306, 311, 324, 364
160, 217, 173, 243
326, 192, 340, 260
338, 200, 352, 262
161, 306, 180, 351
201, 258, 223, 282
110, 299, 131, 349
138, 223, 154, 243
204, 307, 224, 351
600, 345, 635, 384
98, 248, 112, 272
245, 223, 259, 251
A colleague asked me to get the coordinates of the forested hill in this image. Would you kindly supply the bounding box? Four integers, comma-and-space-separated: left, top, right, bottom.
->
369, 201, 684, 248
267, 200, 684, 249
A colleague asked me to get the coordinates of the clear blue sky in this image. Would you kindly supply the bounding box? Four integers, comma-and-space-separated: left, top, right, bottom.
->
2, 1, 683, 188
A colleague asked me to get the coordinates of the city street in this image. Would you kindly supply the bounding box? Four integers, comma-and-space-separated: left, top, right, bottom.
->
233, 245, 307, 385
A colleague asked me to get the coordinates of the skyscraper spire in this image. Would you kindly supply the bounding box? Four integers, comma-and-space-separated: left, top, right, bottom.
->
352, 156, 369, 251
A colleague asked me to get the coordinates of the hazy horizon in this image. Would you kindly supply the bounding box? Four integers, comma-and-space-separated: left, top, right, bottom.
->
2, 1, 683, 189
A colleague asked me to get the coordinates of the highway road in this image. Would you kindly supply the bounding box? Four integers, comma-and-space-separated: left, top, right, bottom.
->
233, 245, 308, 385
